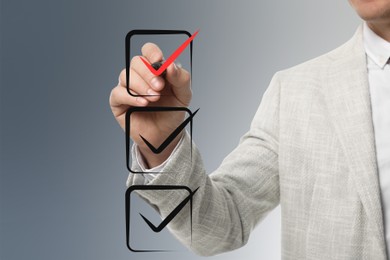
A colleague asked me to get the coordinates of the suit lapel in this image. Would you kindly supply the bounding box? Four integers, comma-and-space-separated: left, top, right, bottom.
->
325, 25, 387, 256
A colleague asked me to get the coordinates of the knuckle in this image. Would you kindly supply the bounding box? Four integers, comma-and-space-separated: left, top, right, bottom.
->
111, 86, 120, 97
119, 69, 126, 83
109, 87, 118, 104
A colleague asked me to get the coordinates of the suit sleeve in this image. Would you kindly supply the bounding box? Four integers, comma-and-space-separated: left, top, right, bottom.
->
126, 72, 282, 256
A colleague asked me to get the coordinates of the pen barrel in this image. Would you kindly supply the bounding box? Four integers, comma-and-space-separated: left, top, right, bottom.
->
151, 61, 167, 77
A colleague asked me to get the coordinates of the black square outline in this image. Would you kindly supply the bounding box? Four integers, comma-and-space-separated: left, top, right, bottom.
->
125, 107, 194, 174
125, 185, 195, 252
125, 30, 193, 97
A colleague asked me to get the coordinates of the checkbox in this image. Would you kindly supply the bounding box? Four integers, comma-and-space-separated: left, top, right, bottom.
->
125, 185, 198, 252
125, 30, 196, 97
125, 107, 198, 174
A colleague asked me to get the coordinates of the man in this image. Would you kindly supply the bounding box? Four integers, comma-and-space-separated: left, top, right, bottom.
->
109, 0, 390, 258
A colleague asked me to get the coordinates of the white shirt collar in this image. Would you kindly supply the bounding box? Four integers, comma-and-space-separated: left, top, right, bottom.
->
363, 22, 390, 69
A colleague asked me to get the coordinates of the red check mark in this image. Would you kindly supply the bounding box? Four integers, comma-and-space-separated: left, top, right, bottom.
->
140, 30, 199, 76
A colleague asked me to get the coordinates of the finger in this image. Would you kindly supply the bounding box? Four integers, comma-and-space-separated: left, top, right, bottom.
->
129, 69, 161, 101
165, 63, 192, 105
109, 84, 149, 108
140, 43, 167, 91
118, 67, 162, 100
130, 56, 165, 92
141, 42, 164, 64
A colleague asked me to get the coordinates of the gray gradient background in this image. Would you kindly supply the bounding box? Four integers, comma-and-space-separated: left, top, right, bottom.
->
0, 0, 360, 259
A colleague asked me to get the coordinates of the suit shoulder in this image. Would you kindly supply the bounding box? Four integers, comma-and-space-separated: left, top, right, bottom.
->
273, 38, 355, 82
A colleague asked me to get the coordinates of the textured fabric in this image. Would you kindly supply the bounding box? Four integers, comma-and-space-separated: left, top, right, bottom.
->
127, 24, 388, 259
363, 23, 390, 252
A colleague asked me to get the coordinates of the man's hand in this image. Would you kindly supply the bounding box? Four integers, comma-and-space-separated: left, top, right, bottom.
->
109, 43, 192, 168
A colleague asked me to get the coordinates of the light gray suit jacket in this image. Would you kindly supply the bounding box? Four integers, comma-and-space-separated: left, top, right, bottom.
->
128, 25, 387, 259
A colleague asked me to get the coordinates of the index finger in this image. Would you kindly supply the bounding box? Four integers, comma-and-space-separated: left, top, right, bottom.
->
141, 42, 164, 63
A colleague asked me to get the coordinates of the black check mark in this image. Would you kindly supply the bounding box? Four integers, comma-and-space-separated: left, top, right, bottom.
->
139, 187, 199, 233
125, 185, 197, 252
139, 108, 199, 154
